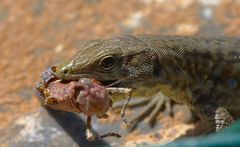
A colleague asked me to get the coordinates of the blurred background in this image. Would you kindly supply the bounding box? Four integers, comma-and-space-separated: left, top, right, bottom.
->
0, 0, 240, 146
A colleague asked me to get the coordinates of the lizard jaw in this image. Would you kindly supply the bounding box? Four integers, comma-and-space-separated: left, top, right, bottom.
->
55, 72, 119, 87
55, 73, 102, 81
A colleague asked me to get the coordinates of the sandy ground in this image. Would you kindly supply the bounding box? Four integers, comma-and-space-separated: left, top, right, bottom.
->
0, 0, 240, 146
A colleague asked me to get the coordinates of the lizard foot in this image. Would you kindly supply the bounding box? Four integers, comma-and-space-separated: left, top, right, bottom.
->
215, 107, 235, 132
86, 116, 121, 141
113, 92, 172, 129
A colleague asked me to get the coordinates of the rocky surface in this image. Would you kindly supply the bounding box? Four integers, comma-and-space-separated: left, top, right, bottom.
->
0, 0, 240, 146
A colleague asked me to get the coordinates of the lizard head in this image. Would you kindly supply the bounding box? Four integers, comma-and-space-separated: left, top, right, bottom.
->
55, 38, 126, 82
55, 36, 163, 86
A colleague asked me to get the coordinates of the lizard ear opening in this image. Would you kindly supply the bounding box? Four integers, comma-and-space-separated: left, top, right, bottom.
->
151, 55, 161, 77
150, 54, 168, 84
99, 55, 117, 70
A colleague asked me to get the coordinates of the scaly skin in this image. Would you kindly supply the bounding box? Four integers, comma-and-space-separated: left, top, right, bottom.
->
55, 35, 240, 131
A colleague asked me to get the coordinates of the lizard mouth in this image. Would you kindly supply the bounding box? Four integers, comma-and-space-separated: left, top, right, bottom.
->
54, 66, 130, 87
56, 73, 102, 81
101, 80, 119, 86
55, 72, 121, 87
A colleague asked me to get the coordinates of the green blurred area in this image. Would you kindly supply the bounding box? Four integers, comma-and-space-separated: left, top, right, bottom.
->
1, 0, 240, 146
142, 119, 240, 147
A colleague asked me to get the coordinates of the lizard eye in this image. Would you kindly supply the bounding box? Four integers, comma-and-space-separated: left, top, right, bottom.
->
99, 56, 117, 70
61, 67, 69, 74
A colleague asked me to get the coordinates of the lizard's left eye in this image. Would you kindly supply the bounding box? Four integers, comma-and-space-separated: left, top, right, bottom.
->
99, 56, 117, 70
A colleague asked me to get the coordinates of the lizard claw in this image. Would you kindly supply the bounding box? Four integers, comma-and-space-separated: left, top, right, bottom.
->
86, 116, 121, 141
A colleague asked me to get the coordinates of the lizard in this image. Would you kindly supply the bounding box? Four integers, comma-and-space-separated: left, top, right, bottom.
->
54, 35, 240, 132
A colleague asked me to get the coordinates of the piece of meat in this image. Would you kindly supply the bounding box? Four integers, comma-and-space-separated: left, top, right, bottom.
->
35, 67, 121, 141
36, 67, 112, 116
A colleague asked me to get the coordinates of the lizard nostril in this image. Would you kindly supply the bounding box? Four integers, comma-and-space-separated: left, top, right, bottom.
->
61, 67, 69, 74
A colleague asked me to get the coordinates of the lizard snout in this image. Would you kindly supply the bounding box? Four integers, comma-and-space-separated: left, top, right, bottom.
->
54, 65, 71, 79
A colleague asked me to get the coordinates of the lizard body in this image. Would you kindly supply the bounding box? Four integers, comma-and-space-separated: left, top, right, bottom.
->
55, 35, 240, 131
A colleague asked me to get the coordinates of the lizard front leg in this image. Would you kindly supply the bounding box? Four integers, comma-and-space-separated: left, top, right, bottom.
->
191, 89, 235, 132
106, 87, 133, 127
